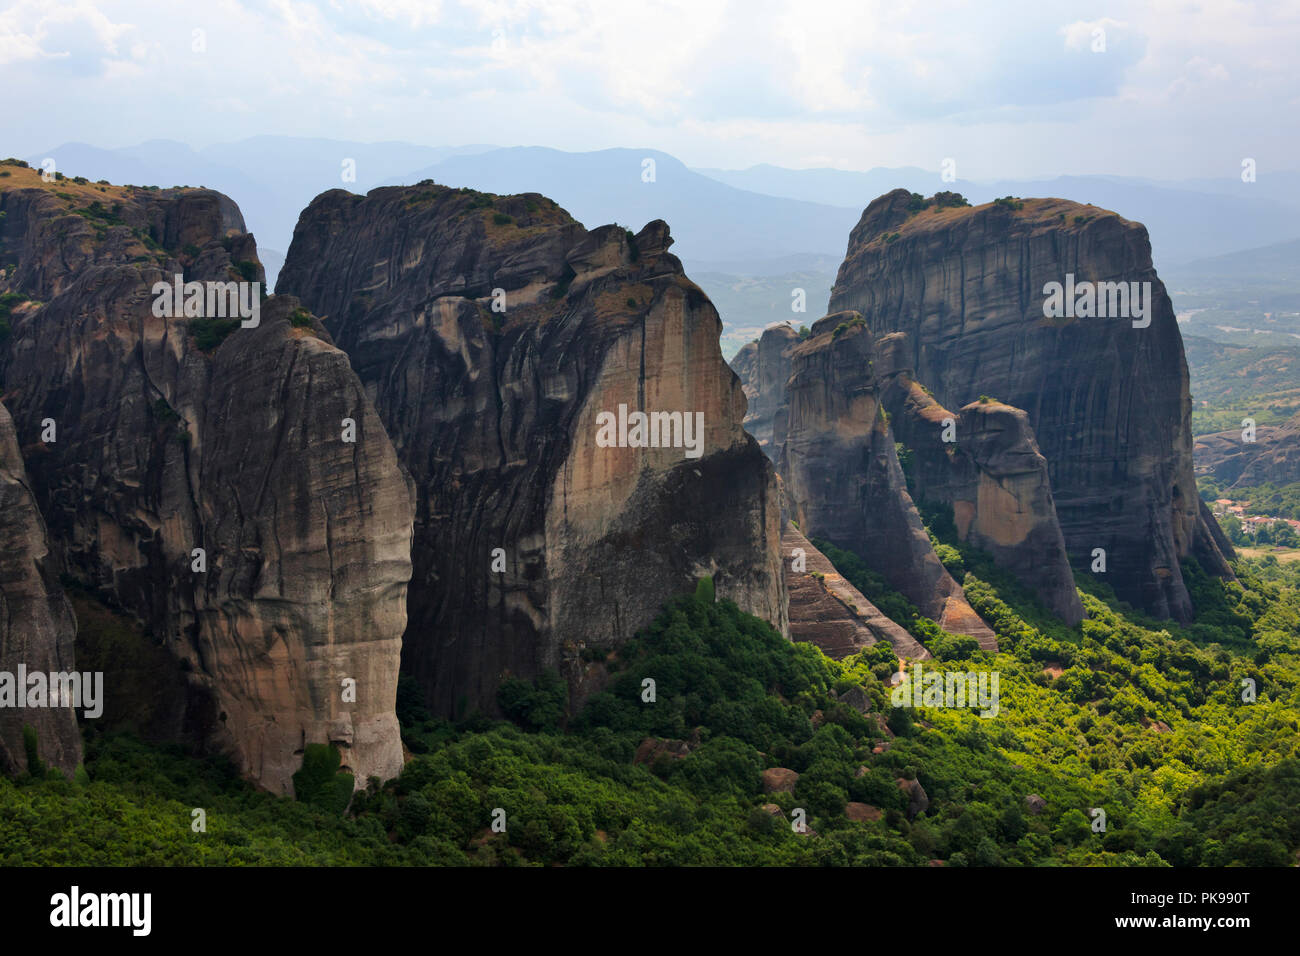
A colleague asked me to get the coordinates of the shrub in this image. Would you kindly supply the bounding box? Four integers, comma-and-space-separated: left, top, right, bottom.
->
292, 744, 354, 815
497, 670, 568, 732
22, 725, 45, 777
189, 318, 241, 352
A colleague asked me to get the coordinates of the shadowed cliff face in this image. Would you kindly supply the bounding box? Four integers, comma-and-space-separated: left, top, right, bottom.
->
872, 333, 1084, 626
0, 400, 82, 776
734, 323, 798, 453
780, 312, 996, 650
827, 189, 1233, 622
0, 167, 413, 793
277, 184, 787, 718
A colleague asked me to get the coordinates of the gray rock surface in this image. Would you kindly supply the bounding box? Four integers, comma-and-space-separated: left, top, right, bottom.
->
278, 184, 787, 718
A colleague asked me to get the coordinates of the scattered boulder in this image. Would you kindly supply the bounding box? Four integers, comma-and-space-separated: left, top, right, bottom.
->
1025, 794, 1047, 815
846, 802, 883, 822
897, 777, 930, 819
838, 686, 872, 714
762, 767, 800, 794
633, 737, 693, 765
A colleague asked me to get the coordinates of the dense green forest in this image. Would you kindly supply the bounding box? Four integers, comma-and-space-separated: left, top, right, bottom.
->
3, 523, 1298, 866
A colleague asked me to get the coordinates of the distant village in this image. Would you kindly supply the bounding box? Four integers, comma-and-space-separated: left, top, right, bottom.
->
1211, 498, 1300, 546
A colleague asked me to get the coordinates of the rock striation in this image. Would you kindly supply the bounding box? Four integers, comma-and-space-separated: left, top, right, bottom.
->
1195, 411, 1300, 488
0, 165, 413, 792
733, 323, 798, 454
277, 183, 787, 718
781, 525, 929, 660
780, 311, 996, 649
872, 333, 1084, 625
0, 400, 82, 776
827, 189, 1233, 621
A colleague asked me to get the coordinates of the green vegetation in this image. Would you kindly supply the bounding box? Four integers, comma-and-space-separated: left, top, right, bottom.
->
832, 315, 866, 339
292, 745, 355, 816
188, 318, 242, 352
0, 291, 28, 343
1200, 476, 1300, 523
492, 212, 514, 226
21, 727, 44, 778
907, 191, 969, 213
993, 196, 1024, 211
3, 516, 1298, 865
290, 307, 314, 328
151, 398, 181, 424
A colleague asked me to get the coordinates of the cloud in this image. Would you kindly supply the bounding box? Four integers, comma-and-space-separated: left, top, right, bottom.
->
0, 0, 1297, 180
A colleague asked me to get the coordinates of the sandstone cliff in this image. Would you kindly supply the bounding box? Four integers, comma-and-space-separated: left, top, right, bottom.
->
828, 189, 1233, 621
872, 333, 1084, 626
781, 311, 996, 649
781, 525, 928, 660
0, 400, 82, 776
277, 183, 786, 718
0, 165, 413, 793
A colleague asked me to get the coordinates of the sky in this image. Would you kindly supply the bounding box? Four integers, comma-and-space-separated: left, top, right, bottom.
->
2, 0, 1297, 180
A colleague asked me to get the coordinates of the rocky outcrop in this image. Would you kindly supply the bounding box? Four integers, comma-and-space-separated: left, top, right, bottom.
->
734, 323, 798, 453
277, 183, 786, 718
0, 400, 82, 777
1195, 411, 1300, 487
828, 189, 1233, 621
781, 525, 929, 660
0, 165, 413, 793
873, 333, 1084, 625
781, 312, 996, 649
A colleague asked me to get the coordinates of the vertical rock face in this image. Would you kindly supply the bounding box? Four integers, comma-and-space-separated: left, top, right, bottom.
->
734, 323, 798, 453
277, 184, 787, 718
0, 166, 413, 793
828, 189, 1233, 621
0, 401, 82, 776
781, 311, 996, 649
873, 333, 1084, 626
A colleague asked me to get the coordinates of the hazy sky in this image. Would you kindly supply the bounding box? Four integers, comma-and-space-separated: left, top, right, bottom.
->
2, 0, 1297, 179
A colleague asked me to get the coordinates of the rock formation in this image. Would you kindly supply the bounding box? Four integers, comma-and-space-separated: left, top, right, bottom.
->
277, 183, 786, 718
872, 333, 1084, 625
1195, 411, 1300, 488
781, 525, 929, 660
827, 189, 1233, 621
0, 400, 82, 777
0, 165, 413, 792
735, 317, 1083, 628
780, 311, 996, 649
733, 322, 798, 453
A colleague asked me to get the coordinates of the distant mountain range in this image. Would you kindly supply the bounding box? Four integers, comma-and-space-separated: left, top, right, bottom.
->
27, 138, 1300, 309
